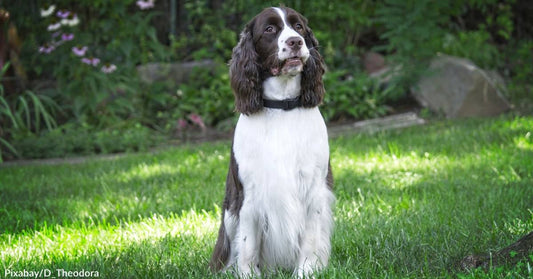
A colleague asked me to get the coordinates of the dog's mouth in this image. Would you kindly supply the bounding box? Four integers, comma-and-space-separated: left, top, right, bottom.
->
271, 57, 304, 76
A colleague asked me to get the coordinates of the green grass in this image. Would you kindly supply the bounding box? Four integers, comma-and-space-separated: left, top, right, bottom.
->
1, 116, 532, 278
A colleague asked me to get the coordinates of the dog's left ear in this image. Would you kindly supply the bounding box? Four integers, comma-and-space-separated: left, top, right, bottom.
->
229, 20, 264, 115
301, 19, 326, 108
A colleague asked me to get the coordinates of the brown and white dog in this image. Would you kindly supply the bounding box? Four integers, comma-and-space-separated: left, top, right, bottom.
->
210, 7, 334, 278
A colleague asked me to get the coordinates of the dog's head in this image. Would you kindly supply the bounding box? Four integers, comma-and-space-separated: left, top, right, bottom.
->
230, 7, 326, 115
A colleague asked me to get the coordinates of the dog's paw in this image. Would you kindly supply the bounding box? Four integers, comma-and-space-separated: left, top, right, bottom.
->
295, 260, 322, 279
237, 263, 261, 278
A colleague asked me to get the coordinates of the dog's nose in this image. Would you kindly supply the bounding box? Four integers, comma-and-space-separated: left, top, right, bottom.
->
286, 36, 303, 51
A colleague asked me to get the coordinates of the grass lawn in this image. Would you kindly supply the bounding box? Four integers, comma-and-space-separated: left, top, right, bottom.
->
1, 115, 532, 278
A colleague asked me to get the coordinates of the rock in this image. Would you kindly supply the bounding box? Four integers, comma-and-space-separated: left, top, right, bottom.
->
363, 52, 402, 88
136, 59, 217, 84
412, 54, 510, 118
363, 52, 386, 75
327, 112, 425, 137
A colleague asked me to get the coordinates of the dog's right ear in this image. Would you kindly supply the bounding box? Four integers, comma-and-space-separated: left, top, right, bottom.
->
229, 22, 263, 115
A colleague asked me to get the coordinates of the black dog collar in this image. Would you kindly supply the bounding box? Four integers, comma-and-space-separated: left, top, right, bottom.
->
263, 96, 302, 111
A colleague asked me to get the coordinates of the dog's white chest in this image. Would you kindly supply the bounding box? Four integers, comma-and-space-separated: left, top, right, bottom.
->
233, 107, 329, 190
232, 107, 329, 267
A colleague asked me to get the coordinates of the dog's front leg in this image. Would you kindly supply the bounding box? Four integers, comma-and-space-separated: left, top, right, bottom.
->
296, 187, 334, 278
235, 201, 261, 277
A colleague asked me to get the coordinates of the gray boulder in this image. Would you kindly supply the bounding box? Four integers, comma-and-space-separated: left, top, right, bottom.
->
413, 54, 510, 118
136, 60, 217, 84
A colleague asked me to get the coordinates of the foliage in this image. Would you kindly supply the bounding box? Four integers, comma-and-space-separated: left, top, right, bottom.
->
442, 30, 501, 69
27, 0, 168, 126
0, 63, 59, 162
139, 64, 234, 133
9, 122, 158, 159
505, 40, 533, 107
322, 70, 394, 121
1, 0, 532, 160
374, 0, 453, 89
1, 116, 532, 277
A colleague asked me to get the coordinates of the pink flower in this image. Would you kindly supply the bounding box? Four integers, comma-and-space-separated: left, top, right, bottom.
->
61, 33, 74, 41
72, 46, 88, 56
177, 118, 187, 130
101, 64, 117, 74
81, 57, 100, 66
136, 0, 155, 10
39, 44, 55, 54
188, 113, 206, 129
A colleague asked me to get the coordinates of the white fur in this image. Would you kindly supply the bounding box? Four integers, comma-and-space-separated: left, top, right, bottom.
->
274, 7, 310, 63
226, 77, 334, 277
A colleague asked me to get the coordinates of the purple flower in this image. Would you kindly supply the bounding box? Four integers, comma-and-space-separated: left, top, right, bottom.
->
82, 57, 100, 66
61, 33, 74, 41
56, 10, 70, 19
72, 46, 88, 56
136, 0, 155, 10
39, 44, 55, 54
188, 113, 206, 129
101, 64, 117, 74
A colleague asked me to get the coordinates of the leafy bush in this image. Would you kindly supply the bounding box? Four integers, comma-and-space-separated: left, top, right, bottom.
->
505, 40, 533, 106
2, 0, 532, 161
136, 62, 235, 134
442, 30, 501, 69
27, 1, 168, 126
0, 64, 60, 162
10, 122, 158, 159
322, 70, 395, 121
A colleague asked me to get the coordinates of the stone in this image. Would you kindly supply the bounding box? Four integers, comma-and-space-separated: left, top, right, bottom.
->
413, 54, 510, 118
136, 59, 217, 84
362, 52, 386, 75
327, 112, 425, 137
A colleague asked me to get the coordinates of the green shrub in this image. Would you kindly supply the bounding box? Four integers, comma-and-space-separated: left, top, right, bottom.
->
18, 0, 169, 126
0, 63, 60, 162
442, 30, 501, 69
10, 122, 158, 159
138, 63, 234, 133
322, 70, 395, 121
505, 40, 533, 107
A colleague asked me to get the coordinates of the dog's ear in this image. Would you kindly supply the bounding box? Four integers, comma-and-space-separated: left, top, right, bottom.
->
301, 22, 326, 108
229, 21, 263, 115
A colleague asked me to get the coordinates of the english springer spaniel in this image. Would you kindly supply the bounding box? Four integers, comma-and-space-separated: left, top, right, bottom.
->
210, 6, 334, 278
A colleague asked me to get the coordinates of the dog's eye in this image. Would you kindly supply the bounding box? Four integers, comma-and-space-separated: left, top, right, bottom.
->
265, 25, 276, 33
294, 23, 303, 31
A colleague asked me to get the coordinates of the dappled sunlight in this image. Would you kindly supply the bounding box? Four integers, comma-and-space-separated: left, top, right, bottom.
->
1, 209, 219, 265
514, 132, 532, 151
116, 162, 182, 182
503, 210, 533, 237
331, 150, 448, 190
115, 147, 229, 183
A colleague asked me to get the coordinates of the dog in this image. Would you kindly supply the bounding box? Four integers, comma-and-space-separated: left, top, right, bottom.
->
210, 6, 334, 278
